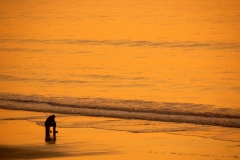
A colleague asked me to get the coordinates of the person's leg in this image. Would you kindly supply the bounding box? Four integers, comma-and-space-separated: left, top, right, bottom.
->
45, 126, 50, 139
53, 125, 56, 139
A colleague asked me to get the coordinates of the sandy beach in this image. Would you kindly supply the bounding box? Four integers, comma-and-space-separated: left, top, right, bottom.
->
0, 109, 239, 160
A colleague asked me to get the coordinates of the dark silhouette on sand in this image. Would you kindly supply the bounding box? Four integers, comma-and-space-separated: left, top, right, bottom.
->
45, 115, 57, 140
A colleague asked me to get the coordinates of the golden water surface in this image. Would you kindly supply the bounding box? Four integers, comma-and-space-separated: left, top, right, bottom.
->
0, 0, 240, 108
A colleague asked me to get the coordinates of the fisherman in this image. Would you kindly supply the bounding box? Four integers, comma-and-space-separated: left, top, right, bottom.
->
45, 115, 56, 139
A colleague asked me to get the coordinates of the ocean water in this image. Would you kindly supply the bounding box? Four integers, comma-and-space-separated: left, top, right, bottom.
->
0, 0, 240, 142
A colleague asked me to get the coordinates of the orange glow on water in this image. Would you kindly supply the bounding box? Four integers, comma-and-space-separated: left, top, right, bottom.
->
0, 0, 240, 108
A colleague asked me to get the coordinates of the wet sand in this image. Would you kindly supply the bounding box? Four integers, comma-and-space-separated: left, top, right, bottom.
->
0, 109, 239, 160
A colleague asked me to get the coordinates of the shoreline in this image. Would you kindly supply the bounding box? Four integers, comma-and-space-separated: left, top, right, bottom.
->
0, 109, 240, 160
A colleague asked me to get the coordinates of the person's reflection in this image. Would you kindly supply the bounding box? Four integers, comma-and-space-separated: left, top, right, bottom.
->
45, 138, 56, 144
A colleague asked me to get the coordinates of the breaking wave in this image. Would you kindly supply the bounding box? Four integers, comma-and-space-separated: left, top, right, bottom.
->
0, 93, 239, 128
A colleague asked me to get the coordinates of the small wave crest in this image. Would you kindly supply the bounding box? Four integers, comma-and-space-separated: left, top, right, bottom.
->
1, 38, 240, 50
0, 93, 239, 128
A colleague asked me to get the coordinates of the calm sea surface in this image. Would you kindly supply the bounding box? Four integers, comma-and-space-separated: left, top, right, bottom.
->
0, 0, 240, 140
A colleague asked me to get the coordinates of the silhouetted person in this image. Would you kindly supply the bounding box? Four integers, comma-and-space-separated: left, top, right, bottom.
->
45, 115, 56, 140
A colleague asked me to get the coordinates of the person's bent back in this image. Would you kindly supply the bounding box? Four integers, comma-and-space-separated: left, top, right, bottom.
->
45, 115, 56, 127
